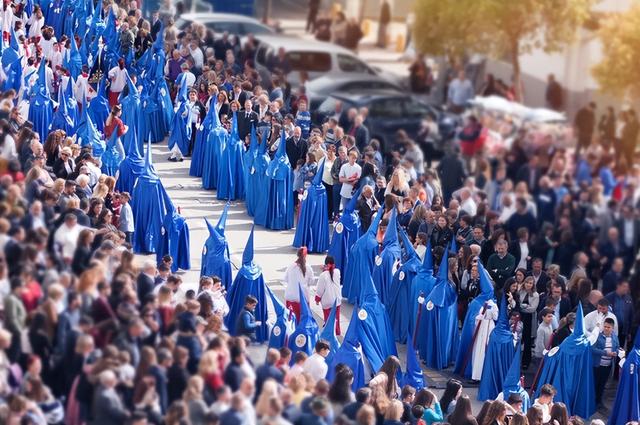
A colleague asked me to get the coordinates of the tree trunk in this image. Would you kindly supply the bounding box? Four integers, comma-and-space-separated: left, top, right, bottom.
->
510, 40, 523, 103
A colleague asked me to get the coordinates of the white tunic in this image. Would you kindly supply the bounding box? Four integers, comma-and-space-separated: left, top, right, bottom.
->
283, 262, 315, 303
471, 299, 498, 380
315, 269, 342, 309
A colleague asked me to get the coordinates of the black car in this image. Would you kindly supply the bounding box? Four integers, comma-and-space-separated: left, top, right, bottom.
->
313, 90, 459, 155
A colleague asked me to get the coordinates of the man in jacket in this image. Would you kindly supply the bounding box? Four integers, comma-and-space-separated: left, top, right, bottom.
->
92, 370, 130, 425
487, 239, 516, 290
235, 296, 261, 341
238, 99, 258, 142
4, 276, 26, 362
255, 348, 284, 397
605, 280, 633, 349
590, 318, 619, 408
355, 185, 378, 231
574, 102, 596, 156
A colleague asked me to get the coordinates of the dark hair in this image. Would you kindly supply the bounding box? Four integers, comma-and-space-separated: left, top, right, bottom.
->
440, 379, 462, 414
447, 394, 473, 424
328, 366, 353, 404
549, 402, 569, 425
325, 255, 335, 281
411, 405, 424, 420
355, 387, 371, 403
400, 385, 415, 400
315, 340, 330, 352
244, 295, 257, 305
604, 317, 615, 326
378, 356, 401, 396
597, 298, 610, 307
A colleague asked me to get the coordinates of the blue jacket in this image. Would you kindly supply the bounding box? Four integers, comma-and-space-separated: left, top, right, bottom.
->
235, 307, 258, 339
605, 292, 634, 335
591, 332, 620, 367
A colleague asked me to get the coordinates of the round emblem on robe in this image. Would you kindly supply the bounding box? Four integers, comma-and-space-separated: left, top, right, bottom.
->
272, 326, 281, 337
295, 334, 306, 348
160, 227, 165, 236
302, 190, 308, 201
399, 271, 405, 281
375, 255, 382, 266
547, 346, 560, 357
250, 167, 255, 175
426, 301, 434, 311
335, 223, 344, 234
358, 309, 368, 321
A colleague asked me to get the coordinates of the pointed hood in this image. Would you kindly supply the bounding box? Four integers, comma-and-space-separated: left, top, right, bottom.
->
287, 283, 320, 358
139, 139, 160, 181
496, 293, 509, 331
176, 74, 188, 103
312, 158, 325, 186
275, 125, 287, 159
37, 58, 48, 96
201, 212, 232, 290
502, 343, 524, 396
230, 111, 240, 141
400, 227, 419, 263
421, 240, 434, 274
267, 286, 295, 350
437, 243, 449, 282
368, 205, 384, 235
242, 225, 255, 267
212, 95, 222, 127
345, 186, 363, 213
425, 244, 456, 308
153, 23, 165, 51
5, 57, 22, 92
249, 124, 258, 153
328, 310, 365, 390
477, 261, 495, 300
572, 302, 586, 338
319, 301, 340, 365
403, 344, 424, 389
67, 36, 82, 79
125, 118, 142, 159
382, 208, 399, 249
259, 125, 269, 154
204, 218, 220, 241
215, 203, 230, 236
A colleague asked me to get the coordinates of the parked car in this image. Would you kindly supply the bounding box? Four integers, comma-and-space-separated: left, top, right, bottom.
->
254, 35, 381, 86
175, 13, 275, 36
174, 0, 213, 13
305, 74, 403, 111
314, 90, 460, 155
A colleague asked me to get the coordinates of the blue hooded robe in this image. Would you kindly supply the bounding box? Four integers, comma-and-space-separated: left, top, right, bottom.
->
372, 209, 401, 305
139, 77, 165, 144
188, 97, 216, 177
1, 27, 20, 70
156, 207, 191, 272
387, 228, 423, 344
100, 130, 125, 176
356, 272, 398, 373
454, 261, 496, 378
88, 78, 110, 133
29, 61, 53, 141
288, 285, 320, 359
319, 301, 340, 367
534, 303, 595, 418
252, 130, 271, 227
327, 188, 362, 283
610, 330, 640, 424
200, 204, 232, 290
120, 71, 143, 153
421, 246, 459, 370
65, 37, 83, 80
224, 227, 269, 342
202, 96, 226, 190
478, 296, 516, 401
265, 128, 294, 230
76, 96, 103, 153
293, 158, 329, 253
498, 344, 531, 413
132, 141, 171, 254
51, 83, 76, 135
403, 341, 425, 390
243, 125, 259, 216
342, 207, 383, 304
115, 122, 145, 194
167, 76, 191, 156
267, 287, 295, 350
329, 309, 366, 390
411, 242, 435, 346
217, 111, 245, 201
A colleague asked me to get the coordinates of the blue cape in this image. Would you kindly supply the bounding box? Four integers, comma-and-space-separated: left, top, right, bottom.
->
156, 207, 191, 272
403, 342, 425, 390
327, 188, 362, 283
139, 78, 166, 144
610, 330, 640, 424
478, 296, 515, 401
4, 57, 22, 93
387, 228, 422, 344
100, 130, 124, 176
115, 122, 145, 194
167, 76, 191, 156
372, 209, 401, 304
319, 301, 340, 367
217, 111, 245, 201
412, 241, 436, 352
76, 98, 104, 157
534, 303, 595, 418
329, 309, 366, 391
454, 261, 496, 377
120, 71, 142, 153
293, 158, 329, 253
420, 245, 459, 370
224, 227, 269, 342
356, 272, 398, 373
202, 97, 226, 190
1, 27, 20, 69
500, 344, 530, 413
65, 37, 83, 79
288, 284, 320, 359
51, 83, 76, 135
189, 99, 216, 177
265, 127, 293, 230
132, 141, 171, 254
243, 125, 259, 216
342, 207, 383, 304
267, 287, 295, 350
29, 61, 53, 141
200, 204, 232, 290
251, 130, 271, 226
87, 78, 110, 133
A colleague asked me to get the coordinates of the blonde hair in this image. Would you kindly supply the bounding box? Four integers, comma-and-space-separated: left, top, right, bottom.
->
183, 375, 204, 401
255, 379, 279, 417
93, 183, 109, 199
384, 400, 404, 421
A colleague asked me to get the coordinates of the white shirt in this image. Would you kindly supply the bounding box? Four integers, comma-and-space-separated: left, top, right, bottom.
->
53, 223, 86, 259
179, 71, 196, 88
0, 134, 17, 161
517, 241, 529, 270
27, 16, 44, 38
338, 162, 362, 198
315, 269, 342, 309
584, 310, 619, 343
189, 46, 204, 69
283, 263, 315, 303
533, 399, 552, 424
108, 67, 128, 92
302, 352, 328, 382
460, 197, 477, 216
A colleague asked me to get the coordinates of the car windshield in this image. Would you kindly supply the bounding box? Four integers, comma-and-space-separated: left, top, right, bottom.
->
284, 51, 331, 72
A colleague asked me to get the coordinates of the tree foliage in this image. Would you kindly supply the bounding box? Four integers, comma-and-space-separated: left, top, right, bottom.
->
592, 3, 640, 99
413, 0, 595, 101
